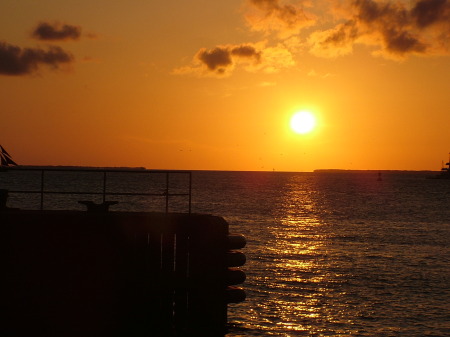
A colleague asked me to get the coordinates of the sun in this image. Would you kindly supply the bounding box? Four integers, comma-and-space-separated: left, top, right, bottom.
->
290, 111, 316, 134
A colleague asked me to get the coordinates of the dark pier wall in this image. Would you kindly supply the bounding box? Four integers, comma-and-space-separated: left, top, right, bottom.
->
2, 211, 238, 337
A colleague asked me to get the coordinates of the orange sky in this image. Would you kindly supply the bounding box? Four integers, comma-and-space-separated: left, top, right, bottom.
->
1, 0, 449, 171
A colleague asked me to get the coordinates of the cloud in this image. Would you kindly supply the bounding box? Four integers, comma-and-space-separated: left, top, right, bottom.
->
245, 0, 316, 37
0, 41, 74, 76
197, 47, 233, 73
174, 43, 263, 76
309, 0, 450, 59
259, 81, 277, 86
411, 0, 449, 28
308, 21, 358, 57
259, 43, 295, 72
231, 44, 263, 60
176, 0, 450, 78
197, 44, 262, 74
32, 22, 82, 41
307, 69, 333, 78
173, 42, 295, 77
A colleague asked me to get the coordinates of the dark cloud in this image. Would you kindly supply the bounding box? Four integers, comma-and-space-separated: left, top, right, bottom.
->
384, 29, 427, 53
354, 0, 407, 24
196, 44, 261, 74
230, 45, 262, 60
411, 0, 450, 28
352, 0, 427, 55
310, 0, 450, 58
32, 22, 82, 41
197, 47, 232, 72
354, 0, 450, 56
0, 41, 74, 76
174, 42, 293, 77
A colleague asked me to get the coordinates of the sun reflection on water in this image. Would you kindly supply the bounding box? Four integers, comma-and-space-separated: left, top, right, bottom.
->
228, 174, 362, 336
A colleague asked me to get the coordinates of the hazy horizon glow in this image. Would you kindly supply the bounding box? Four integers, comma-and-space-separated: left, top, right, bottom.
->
1, 0, 449, 172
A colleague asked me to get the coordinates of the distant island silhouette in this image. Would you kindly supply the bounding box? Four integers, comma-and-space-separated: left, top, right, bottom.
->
314, 169, 437, 173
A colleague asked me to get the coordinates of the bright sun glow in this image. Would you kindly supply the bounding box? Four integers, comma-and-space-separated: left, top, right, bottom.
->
290, 111, 316, 134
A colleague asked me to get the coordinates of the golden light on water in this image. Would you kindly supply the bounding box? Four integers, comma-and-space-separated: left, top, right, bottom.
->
226, 172, 448, 336
241, 175, 360, 335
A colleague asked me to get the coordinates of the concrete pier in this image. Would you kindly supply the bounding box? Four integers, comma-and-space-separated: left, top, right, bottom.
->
2, 211, 246, 337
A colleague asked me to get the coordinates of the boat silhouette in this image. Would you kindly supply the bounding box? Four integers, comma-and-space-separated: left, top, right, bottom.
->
429, 153, 450, 179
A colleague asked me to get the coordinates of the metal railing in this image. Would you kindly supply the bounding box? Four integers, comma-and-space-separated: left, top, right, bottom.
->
2, 167, 192, 213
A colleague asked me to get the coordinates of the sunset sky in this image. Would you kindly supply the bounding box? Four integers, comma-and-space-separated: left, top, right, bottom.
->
1, 0, 449, 171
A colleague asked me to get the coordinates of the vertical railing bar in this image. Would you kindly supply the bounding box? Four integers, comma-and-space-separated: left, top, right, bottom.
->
188, 172, 192, 214
40, 169, 45, 211
160, 233, 164, 269
173, 233, 177, 272
103, 171, 107, 203
165, 172, 169, 213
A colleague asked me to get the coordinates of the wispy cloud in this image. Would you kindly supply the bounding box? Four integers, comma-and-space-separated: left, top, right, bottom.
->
259, 81, 277, 87
244, 0, 316, 37
0, 41, 73, 76
32, 22, 82, 41
307, 68, 334, 78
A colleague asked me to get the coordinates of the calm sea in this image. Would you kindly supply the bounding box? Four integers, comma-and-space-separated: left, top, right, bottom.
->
2, 169, 449, 336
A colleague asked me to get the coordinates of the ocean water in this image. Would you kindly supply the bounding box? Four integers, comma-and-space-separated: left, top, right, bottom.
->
191, 171, 450, 337
2, 169, 449, 336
